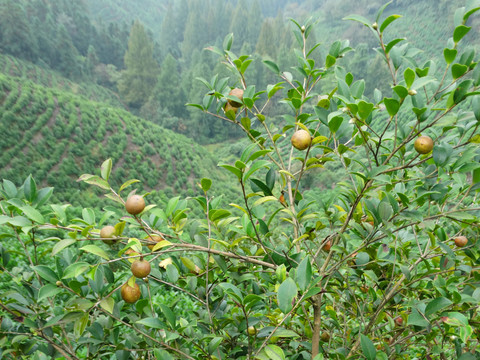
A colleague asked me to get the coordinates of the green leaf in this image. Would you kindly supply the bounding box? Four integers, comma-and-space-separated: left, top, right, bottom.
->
2, 179, 17, 198
357, 101, 374, 120
219, 163, 242, 180
264, 345, 286, 360
8, 216, 31, 227
166, 264, 179, 283
34, 187, 53, 207
101, 158, 112, 181
208, 337, 223, 355
248, 149, 272, 163
181, 257, 197, 273
266, 168, 276, 190
74, 313, 89, 338
23, 175, 37, 202
384, 98, 400, 116
380, 14, 401, 33
250, 179, 273, 197
443, 48, 457, 64
393, 85, 408, 99
80, 245, 110, 260
52, 238, 76, 256
277, 277, 297, 313
263, 60, 280, 74
243, 160, 270, 181
343, 14, 373, 28
223, 32, 233, 51
20, 206, 44, 224
378, 202, 393, 221
296, 256, 312, 291
160, 304, 176, 329
452, 63, 468, 79
325, 54, 336, 68
186, 103, 204, 111
77, 174, 110, 190
360, 334, 377, 360
62, 262, 91, 279
209, 209, 231, 222
453, 25, 471, 43
99, 298, 114, 314
38, 284, 62, 301
34, 265, 59, 283
375, 1, 392, 22
458, 354, 477, 360
219, 283, 243, 302
136, 317, 165, 329
165, 196, 180, 217
473, 96, 480, 121
200, 178, 212, 192
425, 297, 453, 317
407, 308, 429, 327
411, 76, 435, 90
454, 80, 473, 103
385, 38, 405, 54
329, 115, 343, 133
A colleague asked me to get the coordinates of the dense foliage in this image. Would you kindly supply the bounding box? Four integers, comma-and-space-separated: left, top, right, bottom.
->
2, 1, 480, 360
2, 0, 477, 144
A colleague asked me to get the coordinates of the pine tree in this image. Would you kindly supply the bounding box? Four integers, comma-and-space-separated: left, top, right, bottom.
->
155, 54, 185, 116
229, 0, 250, 52
118, 20, 159, 109
55, 24, 82, 78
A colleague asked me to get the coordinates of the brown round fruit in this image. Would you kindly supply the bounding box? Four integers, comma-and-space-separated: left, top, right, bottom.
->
131, 260, 151, 278
228, 88, 244, 108
394, 316, 403, 327
125, 195, 145, 215
147, 234, 165, 251
322, 240, 332, 252
291, 130, 312, 150
100, 225, 116, 245
414, 135, 434, 154
224, 102, 238, 115
454, 236, 468, 247
121, 282, 141, 303
320, 332, 330, 342
247, 326, 257, 336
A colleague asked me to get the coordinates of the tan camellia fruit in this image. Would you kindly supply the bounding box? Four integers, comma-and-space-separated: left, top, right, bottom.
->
414, 135, 434, 154
125, 195, 145, 215
395, 316, 403, 327
322, 240, 332, 252
454, 235, 468, 247
228, 88, 244, 108
131, 259, 151, 278
247, 326, 257, 336
147, 234, 165, 251
121, 282, 141, 303
224, 102, 238, 117
100, 225, 116, 245
320, 332, 330, 342
291, 129, 312, 150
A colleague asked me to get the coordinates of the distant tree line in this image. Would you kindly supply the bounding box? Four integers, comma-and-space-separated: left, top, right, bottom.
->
0, 0, 468, 144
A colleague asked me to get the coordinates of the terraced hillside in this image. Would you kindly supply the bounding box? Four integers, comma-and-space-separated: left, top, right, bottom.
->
0, 54, 125, 109
0, 72, 235, 208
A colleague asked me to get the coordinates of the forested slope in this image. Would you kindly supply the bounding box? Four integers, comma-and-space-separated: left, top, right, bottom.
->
0, 73, 235, 208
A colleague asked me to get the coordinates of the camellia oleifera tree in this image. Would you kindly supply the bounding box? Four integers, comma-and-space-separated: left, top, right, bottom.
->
2, 2, 480, 359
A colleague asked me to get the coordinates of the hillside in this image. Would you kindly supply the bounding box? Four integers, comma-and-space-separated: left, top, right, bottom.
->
0, 53, 125, 109
0, 72, 236, 208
